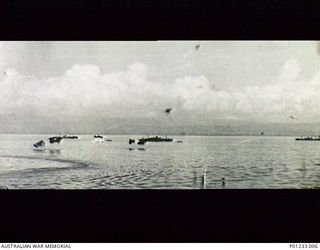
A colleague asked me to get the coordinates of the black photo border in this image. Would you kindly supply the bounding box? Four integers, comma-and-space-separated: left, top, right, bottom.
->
0, 0, 320, 243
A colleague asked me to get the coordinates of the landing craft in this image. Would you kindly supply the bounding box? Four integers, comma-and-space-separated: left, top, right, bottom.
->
49, 136, 63, 144
33, 136, 63, 150
33, 140, 45, 148
128, 138, 148, 149
296, 136, 320, 141
129, 139, 147, 145
92, 135, 105, 142
62, 135, 78, 139
139, 136, 173, 143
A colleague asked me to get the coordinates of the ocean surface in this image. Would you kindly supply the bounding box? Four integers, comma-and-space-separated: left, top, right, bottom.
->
1, 134, 320, 189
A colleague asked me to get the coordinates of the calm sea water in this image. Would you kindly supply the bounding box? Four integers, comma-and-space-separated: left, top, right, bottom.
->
0, 134, 320, 189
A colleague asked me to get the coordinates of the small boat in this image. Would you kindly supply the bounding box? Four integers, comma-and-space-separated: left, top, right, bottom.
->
62, 135, 78, 139
33, 140, 45, 148
92, 134, 111, 143
129, 139, 146, 145
49, 136, 63, 144
128, 138, 148, 148
92, 138, 105, 143
138, 136, 173, 143
296, 136, 320, 141
94, 135, 104, 139
33, 136, 63, 150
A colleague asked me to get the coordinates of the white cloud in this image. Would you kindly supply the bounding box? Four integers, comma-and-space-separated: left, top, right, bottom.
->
1, 58, 320, 123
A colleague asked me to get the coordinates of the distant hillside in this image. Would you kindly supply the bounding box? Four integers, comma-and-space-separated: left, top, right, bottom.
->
1, 112, 320, 136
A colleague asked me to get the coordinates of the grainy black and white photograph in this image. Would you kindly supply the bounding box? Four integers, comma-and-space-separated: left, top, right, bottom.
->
1, 41, 320, 189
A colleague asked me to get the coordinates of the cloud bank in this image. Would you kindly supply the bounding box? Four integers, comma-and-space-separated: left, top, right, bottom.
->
1, 58, 320, 125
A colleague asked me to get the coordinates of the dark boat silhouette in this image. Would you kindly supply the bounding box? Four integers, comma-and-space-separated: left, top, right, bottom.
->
33, 140, 45, 148
49, 136, 63, 144
33, 136, 63, 150
62, 135, 78, 139
129, 139, 146, 145
128, 136, 174, 148
94, 135, 104, 139
295, 136, 320, 141
139, 136, 173, 143
92, 135, 111, 142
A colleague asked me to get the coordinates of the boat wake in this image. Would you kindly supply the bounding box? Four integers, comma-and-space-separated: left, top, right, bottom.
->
0, 155, 91, 174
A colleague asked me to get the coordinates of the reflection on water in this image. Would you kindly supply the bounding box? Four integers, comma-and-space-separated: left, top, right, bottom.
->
34, 149, 61, 155
1, 135, 320, 189
128, 148, 146, 151
49, 149, 61, 155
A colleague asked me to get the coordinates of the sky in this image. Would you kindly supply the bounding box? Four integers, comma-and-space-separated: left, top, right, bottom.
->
0, 41, 320, 134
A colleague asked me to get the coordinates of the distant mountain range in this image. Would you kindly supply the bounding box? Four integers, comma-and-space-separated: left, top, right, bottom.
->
1, 113, 320, 136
